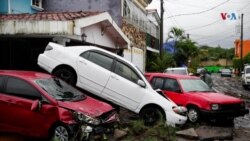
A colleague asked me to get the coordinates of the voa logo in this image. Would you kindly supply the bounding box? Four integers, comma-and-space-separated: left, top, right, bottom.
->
221, 12, 238, 20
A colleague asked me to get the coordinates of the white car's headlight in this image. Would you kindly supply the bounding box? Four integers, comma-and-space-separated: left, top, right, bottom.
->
74, 112, 100, 125
211, 104, 220, 110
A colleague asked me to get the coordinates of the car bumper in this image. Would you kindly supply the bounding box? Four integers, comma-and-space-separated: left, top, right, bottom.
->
200, 109, 249, 119
165, 112, 187, 126
243, 80, 250, 86
221, 74, 232, 77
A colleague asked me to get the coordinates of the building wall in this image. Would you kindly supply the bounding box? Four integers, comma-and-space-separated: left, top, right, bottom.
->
201, 59, 233, 67
0, 0, 39, 14
43, 0, 122, 26
235, 40, 250, 58
0, 0, 8, 14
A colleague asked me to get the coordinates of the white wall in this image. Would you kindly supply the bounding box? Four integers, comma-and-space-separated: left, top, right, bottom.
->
124, 47, 144, 72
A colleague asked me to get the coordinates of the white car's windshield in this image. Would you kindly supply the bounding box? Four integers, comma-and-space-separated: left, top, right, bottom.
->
246, 68, 250, 74
35, 78, 86, 101
179, 79, 212, 92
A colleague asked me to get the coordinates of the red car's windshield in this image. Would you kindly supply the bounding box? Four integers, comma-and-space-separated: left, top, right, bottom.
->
35, 78, 86, 101
179, 79, 211, 92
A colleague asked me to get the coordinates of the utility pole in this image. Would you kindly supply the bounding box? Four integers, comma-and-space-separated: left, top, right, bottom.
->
240, 13, 244, 73
159, 0, 164, 58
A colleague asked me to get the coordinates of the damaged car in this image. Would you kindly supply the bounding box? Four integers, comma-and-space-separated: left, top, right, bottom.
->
38, 42, 187, 126
145, 73, 249, 123
0, 70, 118, 141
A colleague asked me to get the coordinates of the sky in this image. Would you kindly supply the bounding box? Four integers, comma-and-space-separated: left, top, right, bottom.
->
147, 0, 250, 48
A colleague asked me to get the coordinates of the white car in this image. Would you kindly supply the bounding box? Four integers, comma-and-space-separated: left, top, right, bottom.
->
242, 65, 250, 89
38, 42, 187, 126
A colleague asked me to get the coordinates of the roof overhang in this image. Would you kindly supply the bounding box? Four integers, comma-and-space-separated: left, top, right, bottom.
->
0, 12, 130, 49
147, 46, 159, 53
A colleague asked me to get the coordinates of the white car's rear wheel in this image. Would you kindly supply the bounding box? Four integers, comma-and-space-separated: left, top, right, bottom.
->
53, 68, 76, 85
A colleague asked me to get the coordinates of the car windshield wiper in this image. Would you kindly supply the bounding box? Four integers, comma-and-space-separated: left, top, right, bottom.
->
71, 95, 86, 101
187, 90, 201, 92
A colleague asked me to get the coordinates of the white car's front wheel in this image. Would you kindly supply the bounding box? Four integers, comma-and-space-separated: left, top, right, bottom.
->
140, 107, 165, 126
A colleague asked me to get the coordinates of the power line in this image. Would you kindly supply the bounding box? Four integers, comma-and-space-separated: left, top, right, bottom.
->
186, 19, 221, 31
166, 0, 230, 19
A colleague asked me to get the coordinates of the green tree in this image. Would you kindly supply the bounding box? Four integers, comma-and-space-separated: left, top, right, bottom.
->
244, 53, 250, 64
174, 39, 199, 66
146, 53, 175, 72
166, 27, 186, 42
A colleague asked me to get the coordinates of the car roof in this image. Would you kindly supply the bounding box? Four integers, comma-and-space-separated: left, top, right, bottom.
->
0, 70, 52, 80
145, 72, 199, 79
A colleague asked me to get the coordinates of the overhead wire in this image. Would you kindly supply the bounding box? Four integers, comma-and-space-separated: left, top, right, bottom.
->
165, 0, 230, 19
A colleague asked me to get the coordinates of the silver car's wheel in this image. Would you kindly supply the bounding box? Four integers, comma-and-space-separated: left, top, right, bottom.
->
53, 125, 69, 141
187, 107, 200, 123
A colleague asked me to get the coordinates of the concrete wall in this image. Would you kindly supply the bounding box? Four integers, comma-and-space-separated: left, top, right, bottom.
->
0, 0, 39, 14
201, 59, 233, 66
43, 0, 122, 26
0, 0, 8, 14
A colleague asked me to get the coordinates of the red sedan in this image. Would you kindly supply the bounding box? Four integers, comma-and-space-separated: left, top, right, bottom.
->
0, 70, 118, 141
145, 73, 249, 123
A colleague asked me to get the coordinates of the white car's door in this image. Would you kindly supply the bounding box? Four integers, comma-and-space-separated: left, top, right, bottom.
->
102, 60, 146, 111
77, 51, 113, 95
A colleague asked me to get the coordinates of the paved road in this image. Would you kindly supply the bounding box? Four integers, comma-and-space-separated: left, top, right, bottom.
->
211, 73, 250, 129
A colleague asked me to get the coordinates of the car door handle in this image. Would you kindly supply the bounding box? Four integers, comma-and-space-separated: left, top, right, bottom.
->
111, 75, 119, 80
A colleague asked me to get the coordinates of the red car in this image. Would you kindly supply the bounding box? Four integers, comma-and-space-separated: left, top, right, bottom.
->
0, 70, 118, 141
145, 73, 249, 123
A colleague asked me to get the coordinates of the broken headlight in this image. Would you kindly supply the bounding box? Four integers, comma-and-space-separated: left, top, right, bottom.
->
74, 112, 100, 125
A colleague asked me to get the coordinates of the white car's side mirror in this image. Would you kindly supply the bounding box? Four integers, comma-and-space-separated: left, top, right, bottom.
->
137, 80, 146, 88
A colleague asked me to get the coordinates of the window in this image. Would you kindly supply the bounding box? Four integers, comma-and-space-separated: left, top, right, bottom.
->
31, 0, 43, 10
246, 68, 250, 74
5, 77, 41, 100
32, 0, 42, 7
123, 0, 131, 17
0, 76, 5, 93
163, 78, 181, 92
81, 51, 113, 70
114, 61, 140, 84
151, 77, 164, 90
80, 51, 90, 59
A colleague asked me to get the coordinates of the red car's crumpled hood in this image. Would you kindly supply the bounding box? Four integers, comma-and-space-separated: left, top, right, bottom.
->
186, 92, 242, 104
58, 96, 113, 117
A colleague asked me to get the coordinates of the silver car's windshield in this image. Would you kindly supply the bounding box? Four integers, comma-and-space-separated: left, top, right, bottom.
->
179, 79, 211, 92
35, 78, 86, 101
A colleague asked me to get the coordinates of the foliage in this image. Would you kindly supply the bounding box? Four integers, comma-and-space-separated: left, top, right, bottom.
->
166, 27, 186, 42
51, 137, 60, 141
165, 27, 199, 67
199, 45, 234, 61
233, 57, 241, 70
244, 52, 250, 64
123, 120, 177, 141
146, 52, 175, 72
174, 39, 199, 66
